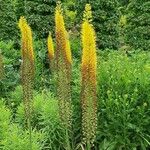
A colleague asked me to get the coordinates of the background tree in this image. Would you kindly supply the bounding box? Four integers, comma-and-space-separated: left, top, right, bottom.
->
25, 0, 57, 39
14, 0, 25, 20
125, 0, 150, 50
0, 0, 18, 40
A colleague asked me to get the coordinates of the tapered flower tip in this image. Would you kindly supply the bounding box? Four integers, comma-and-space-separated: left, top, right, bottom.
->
47, 32, 54, 59
83, 4, 92, 22
18, 16, 27, 29
85, 4, 91, 12
56, 1, 62, 14
55, 1, 64, 29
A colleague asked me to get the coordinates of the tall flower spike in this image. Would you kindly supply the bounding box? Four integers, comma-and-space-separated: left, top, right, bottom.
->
0, 50, 4, 79
47, 32, 54, 72
18, 16, 34, 123
55, 1, 72, 149
81, 4, 97, 147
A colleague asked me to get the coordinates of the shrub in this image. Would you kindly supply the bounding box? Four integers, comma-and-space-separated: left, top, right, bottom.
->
0, 100, 44, 150
97, 50, 150, 149
0, 100, 11, 142
0, 41, 20, 98
1, 124, 44, 150
16, 92, 64, 149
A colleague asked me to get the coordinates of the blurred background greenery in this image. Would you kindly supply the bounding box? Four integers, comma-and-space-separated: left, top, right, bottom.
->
0, 0, 149, 50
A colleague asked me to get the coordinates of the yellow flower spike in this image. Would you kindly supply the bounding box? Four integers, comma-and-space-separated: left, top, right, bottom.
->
27, 25, 34, 62
19, 17, 27, 58
19, 16, 35, 150
55, 2, 72, 149
55, 2, 72, 64
0, 51, 4, 79
47, 32, 54, 60
18, 16, 34, 124
18, 17, 34, 62
81, 4, 97, 146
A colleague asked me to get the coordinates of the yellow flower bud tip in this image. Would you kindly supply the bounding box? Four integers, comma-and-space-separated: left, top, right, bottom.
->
56, 1, 62, 14
119, 15, 127, 27
47, 32, 54, 60
18, 16, 34, 61
83, 4, 92, 22
85, 4, 91, 12
55, 1, 72, 64
143, 102, 147, 107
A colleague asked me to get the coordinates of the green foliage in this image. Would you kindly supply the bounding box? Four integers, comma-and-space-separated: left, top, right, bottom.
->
0, 100, 11, 142
16, 92, 65, 149
1, 1, 150, 149
125, 1, 150, 50
0, 41, 20, 98
0, 100, 44, 150
97, 50, 150, 149
25, 0, 56, 39
63, 0, 77, 29
0, 50, 4, 79
1, 124, 44, 150
14, 0, 25, 20
0, 0, 18, 41
1, 48, 150, 149
70, 37, 81, 59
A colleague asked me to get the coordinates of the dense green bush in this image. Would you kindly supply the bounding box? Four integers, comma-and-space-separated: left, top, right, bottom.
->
125, 0, 150, 50
63, 0, 77, 29
0, 0, 149, 51
16, 92, 65, 149
97, 50, 150, 149
25, 0, 56, 39
0, 100, 44, 150
0, 0, 18, 41
0, 41, 21, 98
0, 40, 51, 98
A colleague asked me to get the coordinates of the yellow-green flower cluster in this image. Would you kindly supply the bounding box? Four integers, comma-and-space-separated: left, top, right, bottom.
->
81, 4, 97, 146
